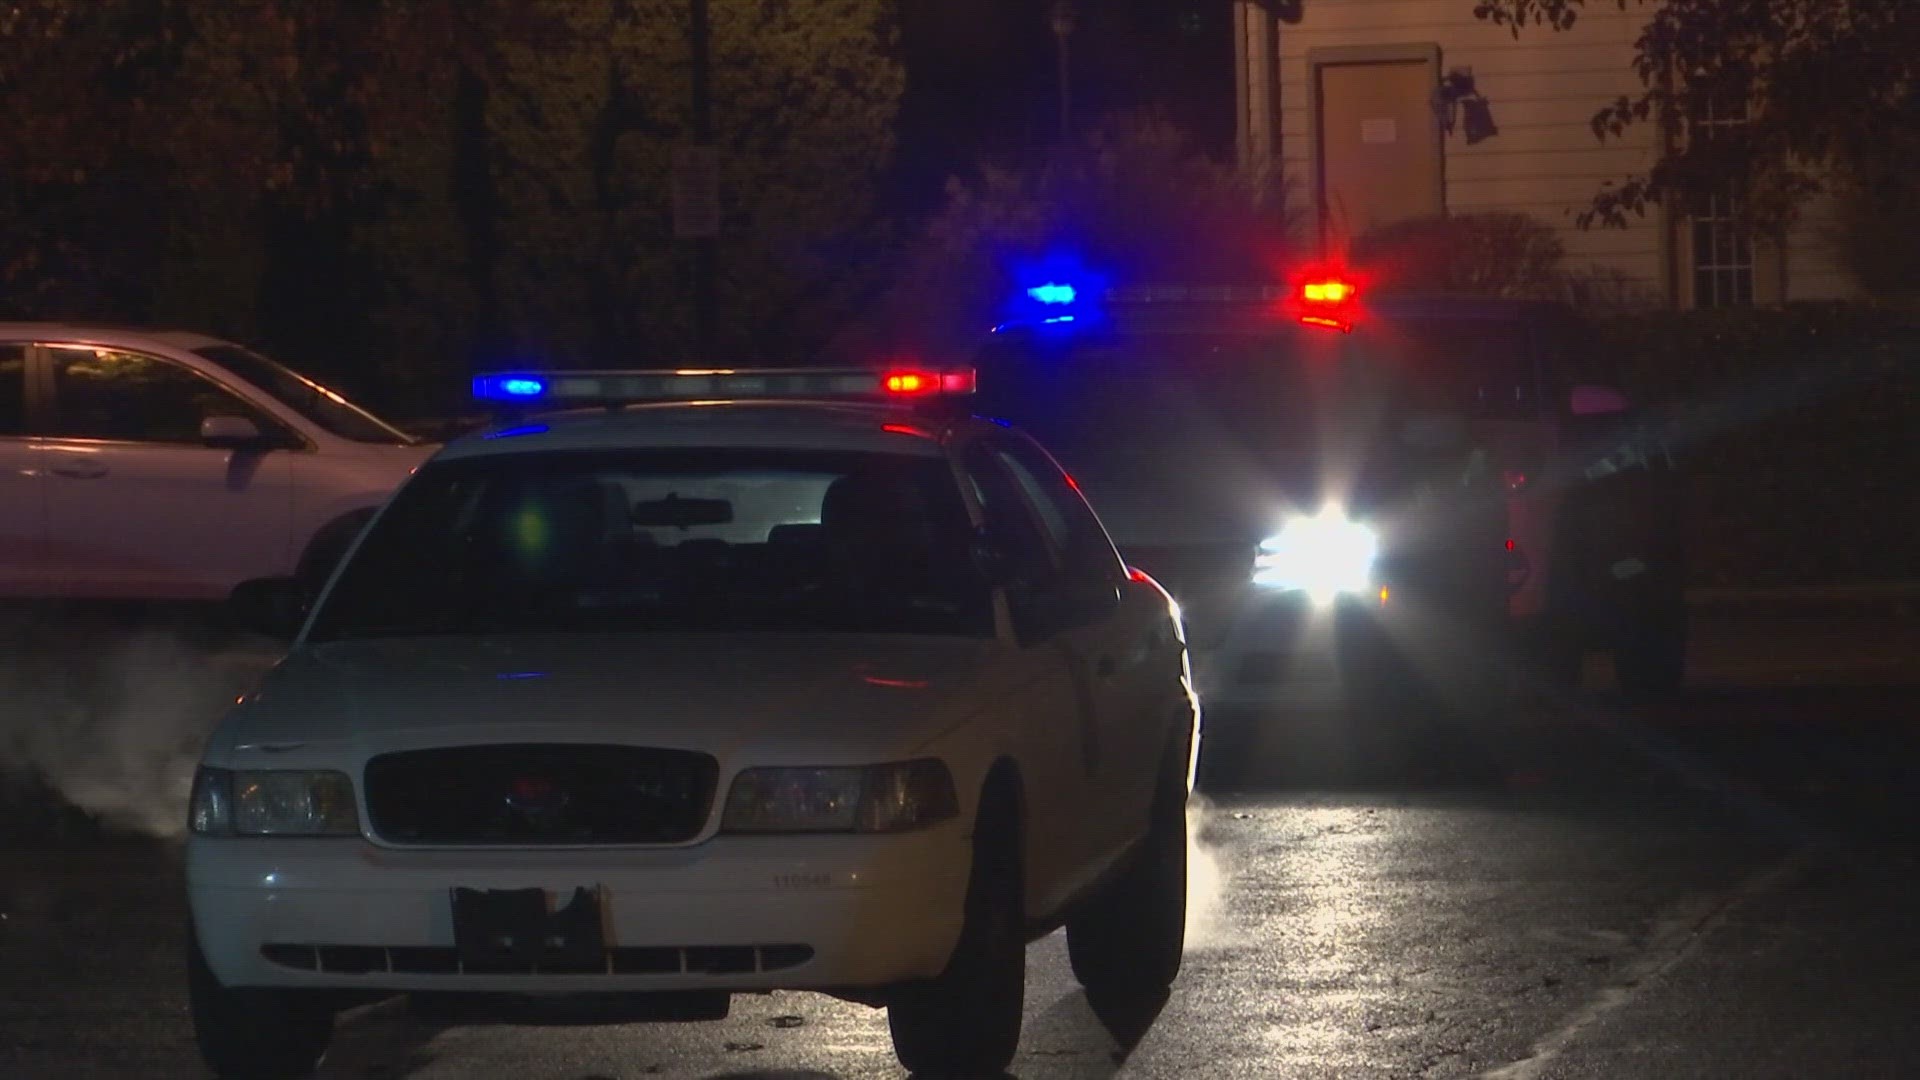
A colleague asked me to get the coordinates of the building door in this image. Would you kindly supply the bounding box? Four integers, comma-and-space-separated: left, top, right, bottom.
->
1314, 49, 1443, 247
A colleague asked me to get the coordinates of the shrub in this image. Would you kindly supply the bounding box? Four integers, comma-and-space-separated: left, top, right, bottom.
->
1580, 302, 1920, 582
1350, 212, 1565, 299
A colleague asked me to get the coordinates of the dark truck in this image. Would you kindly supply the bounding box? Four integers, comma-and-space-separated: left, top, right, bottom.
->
973, 284, 1686, 715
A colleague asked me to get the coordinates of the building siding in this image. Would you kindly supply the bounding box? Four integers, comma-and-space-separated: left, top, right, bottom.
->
1782, 192, 1861, 301
1270, 0, 1664, 301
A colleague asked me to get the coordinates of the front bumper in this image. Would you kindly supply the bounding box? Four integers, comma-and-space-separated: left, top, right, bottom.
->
187, 823, 970, 995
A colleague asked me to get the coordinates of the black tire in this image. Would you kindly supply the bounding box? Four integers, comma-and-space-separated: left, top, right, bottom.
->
1614, 606, 1687, 695
887, 787, 1025, 1078
188, 929, 335, 1079
1066, 746, 1187, 1000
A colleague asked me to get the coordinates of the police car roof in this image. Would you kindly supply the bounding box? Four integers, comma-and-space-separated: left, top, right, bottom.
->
435, 400, 970, 463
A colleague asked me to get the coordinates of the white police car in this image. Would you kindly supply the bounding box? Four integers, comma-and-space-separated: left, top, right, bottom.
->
186, 366, 1200, 1078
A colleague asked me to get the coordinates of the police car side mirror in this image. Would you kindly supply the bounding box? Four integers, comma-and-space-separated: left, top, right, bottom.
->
1570, 385, 1631, 417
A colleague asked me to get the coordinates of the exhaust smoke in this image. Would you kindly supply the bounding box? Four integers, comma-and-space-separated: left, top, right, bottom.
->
0, 622, 276, 839
1185, 793, 1233, 950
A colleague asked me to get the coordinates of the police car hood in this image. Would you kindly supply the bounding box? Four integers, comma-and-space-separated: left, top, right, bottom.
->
221, 633, 997, 763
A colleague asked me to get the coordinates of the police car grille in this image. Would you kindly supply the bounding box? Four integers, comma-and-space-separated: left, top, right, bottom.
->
364, 744, 718, 845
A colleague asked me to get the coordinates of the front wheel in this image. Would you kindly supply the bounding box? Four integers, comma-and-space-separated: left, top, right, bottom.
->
887, 791, 1025, 1077
188, 929, 335, 1079
1066, 748, 1187, 1000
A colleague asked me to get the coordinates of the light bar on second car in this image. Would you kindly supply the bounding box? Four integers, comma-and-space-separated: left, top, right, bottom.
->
472, 366, 976, 408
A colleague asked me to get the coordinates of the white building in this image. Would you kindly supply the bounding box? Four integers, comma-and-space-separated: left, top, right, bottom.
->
1232, 0, 1858, 308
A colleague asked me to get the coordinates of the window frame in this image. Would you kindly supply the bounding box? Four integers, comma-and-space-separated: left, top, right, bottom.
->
0, 343, 29, 439
1678, 81, 1782, 308
38, 344, 309, 450
984, 436, 1127, 591
958, 433, 1126, 641
958, 439, 1064, 591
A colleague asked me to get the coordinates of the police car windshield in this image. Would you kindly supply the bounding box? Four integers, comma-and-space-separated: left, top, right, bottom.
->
306, 448, 994, 641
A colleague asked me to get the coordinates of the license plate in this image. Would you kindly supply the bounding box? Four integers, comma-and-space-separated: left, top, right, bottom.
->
451, 886, 607, 974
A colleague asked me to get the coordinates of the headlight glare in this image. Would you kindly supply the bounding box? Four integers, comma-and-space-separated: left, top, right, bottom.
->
229, 770, 360, 836
1252, 507, 1379, 603
722, 760, 958, 834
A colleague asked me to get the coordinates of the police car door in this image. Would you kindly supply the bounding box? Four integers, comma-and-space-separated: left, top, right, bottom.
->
962, 436, 1148, 867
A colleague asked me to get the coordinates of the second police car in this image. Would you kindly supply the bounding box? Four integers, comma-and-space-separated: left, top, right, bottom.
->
975, 269, 1688, 719
187, 367, 1200, 1079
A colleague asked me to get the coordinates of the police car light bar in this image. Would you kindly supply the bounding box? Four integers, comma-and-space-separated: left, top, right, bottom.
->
471, 367, 976, 408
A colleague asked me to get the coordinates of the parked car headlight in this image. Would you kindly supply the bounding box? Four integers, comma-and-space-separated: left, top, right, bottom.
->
1252, 506, 1379, 604
721, 761, 958, 834
189, 767, 360, 837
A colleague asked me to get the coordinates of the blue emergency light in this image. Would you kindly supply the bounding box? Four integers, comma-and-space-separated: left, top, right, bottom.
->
471, 367, 976, 410
473, 374, 549, 401
1026, 282, 1078, 306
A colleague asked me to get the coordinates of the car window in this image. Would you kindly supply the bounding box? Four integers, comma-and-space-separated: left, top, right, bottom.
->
0, 345, 23, 436
193, 344, 414, 445
988, 438, 1123, 590
960, 443, 1061, 589
48, 347, 286, 445
307, 448, 994, 641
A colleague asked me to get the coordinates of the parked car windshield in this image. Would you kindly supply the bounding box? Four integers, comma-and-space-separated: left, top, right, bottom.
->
194, 344, 415, 445
306, 448, 995, 641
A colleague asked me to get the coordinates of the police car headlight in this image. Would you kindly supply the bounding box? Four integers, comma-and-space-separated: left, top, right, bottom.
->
722, 761, 958, 834
189, 767, 360, 837
1252, 507, 1379, 604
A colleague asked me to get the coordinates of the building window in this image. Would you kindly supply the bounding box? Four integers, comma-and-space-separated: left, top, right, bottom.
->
1692, 189, 1753, 307
1687, 87, 1755, 308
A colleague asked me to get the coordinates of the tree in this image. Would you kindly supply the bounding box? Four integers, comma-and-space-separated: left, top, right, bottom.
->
1, 1, 905, 404
1474, 0, 1920, 233
364, 0, 903, 370
1351, 213, 1567, 298
0, 0, 196, 317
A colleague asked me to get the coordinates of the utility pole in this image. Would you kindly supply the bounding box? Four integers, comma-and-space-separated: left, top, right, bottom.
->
1051, 1, 1076, 143
689, 0, 717, 362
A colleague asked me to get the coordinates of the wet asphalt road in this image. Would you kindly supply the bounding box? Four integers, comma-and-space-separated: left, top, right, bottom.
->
2, 612, 1918, 1079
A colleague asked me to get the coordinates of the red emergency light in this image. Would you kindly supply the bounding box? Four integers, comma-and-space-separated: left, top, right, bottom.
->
1293, 271, 1359, 332
882, 368, 976, 396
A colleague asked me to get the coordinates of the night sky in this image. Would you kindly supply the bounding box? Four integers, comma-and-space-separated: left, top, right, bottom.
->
891, 0, 1234, 210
